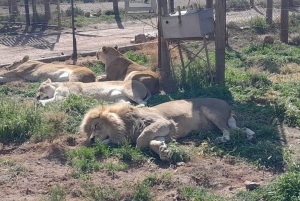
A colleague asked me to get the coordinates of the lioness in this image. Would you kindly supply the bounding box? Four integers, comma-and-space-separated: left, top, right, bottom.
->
36, 78, 151, 106
0, 56, 96, 84
80, 98, 256, 161
96, 46, 160, 95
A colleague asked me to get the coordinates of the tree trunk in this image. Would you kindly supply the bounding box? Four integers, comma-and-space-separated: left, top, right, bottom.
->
8, 0, 19, 15
280, 0, 289, 43
113, 0, 119, 15
206, 0, 213, 8
266, 0, 273, 24
32, 0, 39, 24
44, 0, 51, 23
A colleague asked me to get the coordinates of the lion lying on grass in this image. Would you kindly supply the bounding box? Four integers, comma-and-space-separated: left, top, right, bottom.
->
36, 78, 151, 106
80, 98, 256, 161
96, 46, 160, 95
0, 56, 96, 84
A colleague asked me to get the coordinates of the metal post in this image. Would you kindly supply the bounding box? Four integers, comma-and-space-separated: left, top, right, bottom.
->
266, 0, 273, 24
71, 0, 77, 64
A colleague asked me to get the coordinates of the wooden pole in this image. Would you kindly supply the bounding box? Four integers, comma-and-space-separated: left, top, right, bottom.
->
215, 0, 226, 85
158, 0, 176, 93
266, 0, 273, 24
71, 0, 77, 64
57, 0, 61, 28
280, 0, 289, 43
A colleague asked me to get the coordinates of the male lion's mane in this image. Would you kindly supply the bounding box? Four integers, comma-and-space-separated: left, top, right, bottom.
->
80, 103, 148, 144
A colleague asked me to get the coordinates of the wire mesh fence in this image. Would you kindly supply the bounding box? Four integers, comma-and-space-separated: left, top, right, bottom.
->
0, 0, 299, 62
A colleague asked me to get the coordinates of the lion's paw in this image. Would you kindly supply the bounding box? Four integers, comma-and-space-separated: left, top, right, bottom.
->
215, 136, 230, 144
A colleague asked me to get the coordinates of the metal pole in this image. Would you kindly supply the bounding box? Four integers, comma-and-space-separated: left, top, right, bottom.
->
71, 0, 77, 64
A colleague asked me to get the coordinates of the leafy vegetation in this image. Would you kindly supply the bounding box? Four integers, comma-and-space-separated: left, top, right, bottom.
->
1, 39, 300, 200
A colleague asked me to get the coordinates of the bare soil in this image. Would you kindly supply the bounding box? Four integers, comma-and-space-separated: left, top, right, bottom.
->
0, 125, 299, 200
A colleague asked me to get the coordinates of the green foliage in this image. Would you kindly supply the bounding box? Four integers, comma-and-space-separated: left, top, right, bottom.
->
227, 0, 251, 10
0, 98, 50, 144
46, 184, 66, 201
178, 186, 226, 201
65, 6, 84, 17
143, 172, 173, 187
83, 183, 122, 201
125, 50, 150, 65
167, 142, 191, 163
112, 139, 148, 163
131, 181, 152, 201
250, 16, 270, 34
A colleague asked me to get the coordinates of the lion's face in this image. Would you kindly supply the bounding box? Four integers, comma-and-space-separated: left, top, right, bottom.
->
96, 45, 119, 64
80, 105, 127, 145
36, 79, 56, 100
6, 55, 29, 71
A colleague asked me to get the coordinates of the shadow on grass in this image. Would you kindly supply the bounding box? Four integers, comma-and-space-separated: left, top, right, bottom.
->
148, 85, 285, 172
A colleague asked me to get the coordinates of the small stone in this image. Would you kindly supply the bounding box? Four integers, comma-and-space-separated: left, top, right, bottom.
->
244, 181, 260, 190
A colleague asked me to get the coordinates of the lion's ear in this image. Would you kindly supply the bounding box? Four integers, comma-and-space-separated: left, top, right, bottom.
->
114, 45, 118, 50
45, 78, 52, 83
22, 55, 29, 62
102, 46, 108, 53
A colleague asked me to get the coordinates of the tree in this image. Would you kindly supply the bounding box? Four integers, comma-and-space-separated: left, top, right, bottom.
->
44, 0, 51, 23
8, 0, 19, 15
113, 0, 119, 15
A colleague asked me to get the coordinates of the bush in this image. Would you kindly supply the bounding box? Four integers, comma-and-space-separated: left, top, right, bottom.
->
250, 17, 269, 34
227, 0, 251, 11
65, 6, 84, 17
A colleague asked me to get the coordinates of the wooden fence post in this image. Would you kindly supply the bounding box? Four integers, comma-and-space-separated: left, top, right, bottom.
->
215, 0, 226, 85
266, 0, 273, 24
280, 0, 289, 43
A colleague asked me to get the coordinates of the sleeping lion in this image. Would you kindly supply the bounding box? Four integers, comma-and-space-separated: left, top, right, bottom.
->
0, 55, 96, 84
36, 78, 151, 106
80, 98, 256, 161
96, 46, 160, 95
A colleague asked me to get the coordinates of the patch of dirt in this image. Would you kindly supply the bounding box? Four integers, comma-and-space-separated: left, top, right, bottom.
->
0, 125, 299, 200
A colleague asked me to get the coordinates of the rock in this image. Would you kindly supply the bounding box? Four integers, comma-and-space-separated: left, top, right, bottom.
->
131, 33, 157, 43
244, 181, 260, 191
263, 35, 274, 44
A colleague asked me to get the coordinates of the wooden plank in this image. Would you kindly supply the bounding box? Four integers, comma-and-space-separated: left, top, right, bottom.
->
215, 0, 226, 85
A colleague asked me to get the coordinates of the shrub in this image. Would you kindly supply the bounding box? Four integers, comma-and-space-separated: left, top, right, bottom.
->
250, 17, 269, 34
65, 6, 84, 17
227, 0, 251, 11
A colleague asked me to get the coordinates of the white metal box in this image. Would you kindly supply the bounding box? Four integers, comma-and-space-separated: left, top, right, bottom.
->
124, 0, 157, 14
161, 8, 215, 39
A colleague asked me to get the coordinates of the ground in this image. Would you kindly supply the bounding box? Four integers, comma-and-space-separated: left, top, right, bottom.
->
0, 125, 299, 200
0, 2, 300, 200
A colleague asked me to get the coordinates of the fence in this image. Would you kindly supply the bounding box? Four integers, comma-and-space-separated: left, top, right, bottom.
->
0, 0, 299, 65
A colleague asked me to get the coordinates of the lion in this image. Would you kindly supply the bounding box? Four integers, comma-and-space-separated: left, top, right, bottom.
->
36, 78, 151, 106
80, 98, 256, 161
0, 55, 96, 84
96, 46, 160, 95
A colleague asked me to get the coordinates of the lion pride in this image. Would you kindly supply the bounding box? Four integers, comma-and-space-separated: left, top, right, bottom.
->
96, 46, 160, 95
80, 98, 256, 161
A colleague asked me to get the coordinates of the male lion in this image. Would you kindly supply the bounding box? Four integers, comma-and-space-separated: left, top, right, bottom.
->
36, 78, 151, 106
96, 46, 160, 95
0, 55, 96, 84
80, 98, 256, 161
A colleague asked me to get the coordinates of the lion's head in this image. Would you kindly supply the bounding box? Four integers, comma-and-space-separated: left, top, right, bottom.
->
96, 45, 119, 64
36, 79, 56, 100
80, 103, 136, 145
6, 55, 30, 71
